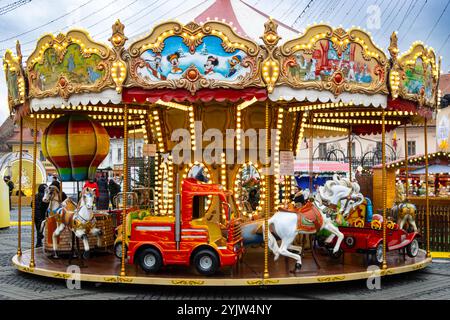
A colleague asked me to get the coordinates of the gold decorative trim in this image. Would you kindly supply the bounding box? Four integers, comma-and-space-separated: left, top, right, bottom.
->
126, 21, 264, 93
109, 20, 128, 93
261, 19, 282, 93
26, 29, 115, 100
171, 280, 205, 285
277, 24, 388, 97
103, 276, 134, 283
3, 41, 26, 111
317, 276, 346, 282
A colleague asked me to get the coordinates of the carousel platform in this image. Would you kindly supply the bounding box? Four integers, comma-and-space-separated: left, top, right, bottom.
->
12, 247, 431, 286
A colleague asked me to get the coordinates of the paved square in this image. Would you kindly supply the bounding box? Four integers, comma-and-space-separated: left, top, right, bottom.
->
1, 208, 449, 300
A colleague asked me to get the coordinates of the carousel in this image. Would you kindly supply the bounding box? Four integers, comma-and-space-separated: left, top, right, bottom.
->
3, 1, 440, 286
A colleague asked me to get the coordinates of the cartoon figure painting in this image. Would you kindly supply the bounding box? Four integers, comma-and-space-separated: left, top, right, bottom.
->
144, 53, 166, 80
227, 55, 242, 78
167, 52, 183, 74
136, 35, 251, 83
204, 56, 219, 75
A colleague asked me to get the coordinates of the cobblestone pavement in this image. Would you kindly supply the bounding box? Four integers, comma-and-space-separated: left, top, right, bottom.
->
1, 208, 449, 300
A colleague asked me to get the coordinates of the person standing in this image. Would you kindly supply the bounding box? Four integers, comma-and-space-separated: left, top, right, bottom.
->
97, 174, 109, 210
293, 186, 306, 208
108, 177, 121, 209
3, 176, 14, 210
31, 184, 49, 248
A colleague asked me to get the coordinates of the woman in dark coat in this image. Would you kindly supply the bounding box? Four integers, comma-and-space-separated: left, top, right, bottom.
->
108, 178, 121, 209
97, 174, 110, 210
32, 184, 49, 248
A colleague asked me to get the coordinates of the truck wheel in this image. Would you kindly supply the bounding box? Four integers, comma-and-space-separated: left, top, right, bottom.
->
138, 248, 162, 273
406, 238, 419, 258
369, 243, 384, 265
114, 242, 127, 259
193, 249, 219, 276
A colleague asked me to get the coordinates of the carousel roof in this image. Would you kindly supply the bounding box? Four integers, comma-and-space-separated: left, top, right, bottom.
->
173, 0, 299, 43
1, 14, 441, 143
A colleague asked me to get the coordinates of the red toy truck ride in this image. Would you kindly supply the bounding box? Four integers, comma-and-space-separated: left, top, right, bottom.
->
127, 178, 243, 275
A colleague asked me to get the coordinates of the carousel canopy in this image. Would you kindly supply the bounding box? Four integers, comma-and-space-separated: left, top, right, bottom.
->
2, 14, 441, 144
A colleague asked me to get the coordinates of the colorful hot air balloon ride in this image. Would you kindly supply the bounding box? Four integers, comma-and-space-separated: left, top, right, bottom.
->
41, 114, 110, 181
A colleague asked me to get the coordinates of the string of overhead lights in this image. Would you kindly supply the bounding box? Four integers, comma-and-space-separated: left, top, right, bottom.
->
295, 111, 309, 156
188, 105, 196, 152
156, 99, 189, 111
154, 154, 159, 215
313, 110, 417, 118
236, 108, 242, 152
274, 108, 284, 208
303, 124, 348, 133
387, 152, 450, 169
313, 118, 402, 126
289, 101, 354, 112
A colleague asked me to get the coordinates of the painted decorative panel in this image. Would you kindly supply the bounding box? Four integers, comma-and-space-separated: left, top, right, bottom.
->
127, 21, 264, 93
26, 30, 115, 100
278, 25, 388, 97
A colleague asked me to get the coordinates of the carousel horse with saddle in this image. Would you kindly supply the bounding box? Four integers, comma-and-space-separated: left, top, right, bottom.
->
391, 181, 417, 232
42, 185, 103, 259
241, 174, 365, 271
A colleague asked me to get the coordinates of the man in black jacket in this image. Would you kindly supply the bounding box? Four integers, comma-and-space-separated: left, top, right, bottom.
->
3, 176, 14, 210
32, 184, 49, 247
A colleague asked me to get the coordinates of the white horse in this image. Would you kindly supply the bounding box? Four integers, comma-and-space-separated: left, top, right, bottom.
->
51, 187, 103, 259
263, 201, 344, 271
318, 174, 365, 218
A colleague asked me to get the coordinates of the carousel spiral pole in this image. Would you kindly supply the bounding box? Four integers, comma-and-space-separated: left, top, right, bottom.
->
404, 123, 408, 199
348, 126, 352, 179
424, 117, 430, 258
263, 100, 270, 280
30, 115, 37, 268
17, 117, 23, 257
120, 105, 129, 277
381, 109, 387, 270
309, 112, 313, 193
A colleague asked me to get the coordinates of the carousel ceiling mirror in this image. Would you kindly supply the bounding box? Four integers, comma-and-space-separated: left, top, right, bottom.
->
234, 162, 262, 217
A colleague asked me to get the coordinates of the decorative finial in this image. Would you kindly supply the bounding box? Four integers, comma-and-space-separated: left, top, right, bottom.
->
261, 18, 281, 48
109, 19, 127, 49
388, 31, 399, 60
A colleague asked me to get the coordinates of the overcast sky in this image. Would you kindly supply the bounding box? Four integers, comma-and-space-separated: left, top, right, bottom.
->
0, 0, 449, 123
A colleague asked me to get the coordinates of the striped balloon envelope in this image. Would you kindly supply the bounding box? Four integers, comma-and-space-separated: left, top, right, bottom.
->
41, 114, 110, 181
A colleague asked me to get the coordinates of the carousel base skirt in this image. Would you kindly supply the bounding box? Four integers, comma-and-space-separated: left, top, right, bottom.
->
12, 247, 431, 286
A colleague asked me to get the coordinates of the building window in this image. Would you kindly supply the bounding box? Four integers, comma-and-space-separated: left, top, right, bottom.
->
407, 141, 416, 156
109, 150, 112, 163
137, 146, 142, 158
117, 148, 122, 162
318, 143, 327, 159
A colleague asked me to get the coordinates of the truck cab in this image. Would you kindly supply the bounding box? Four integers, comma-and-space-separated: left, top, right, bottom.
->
127, 178, 243, 275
